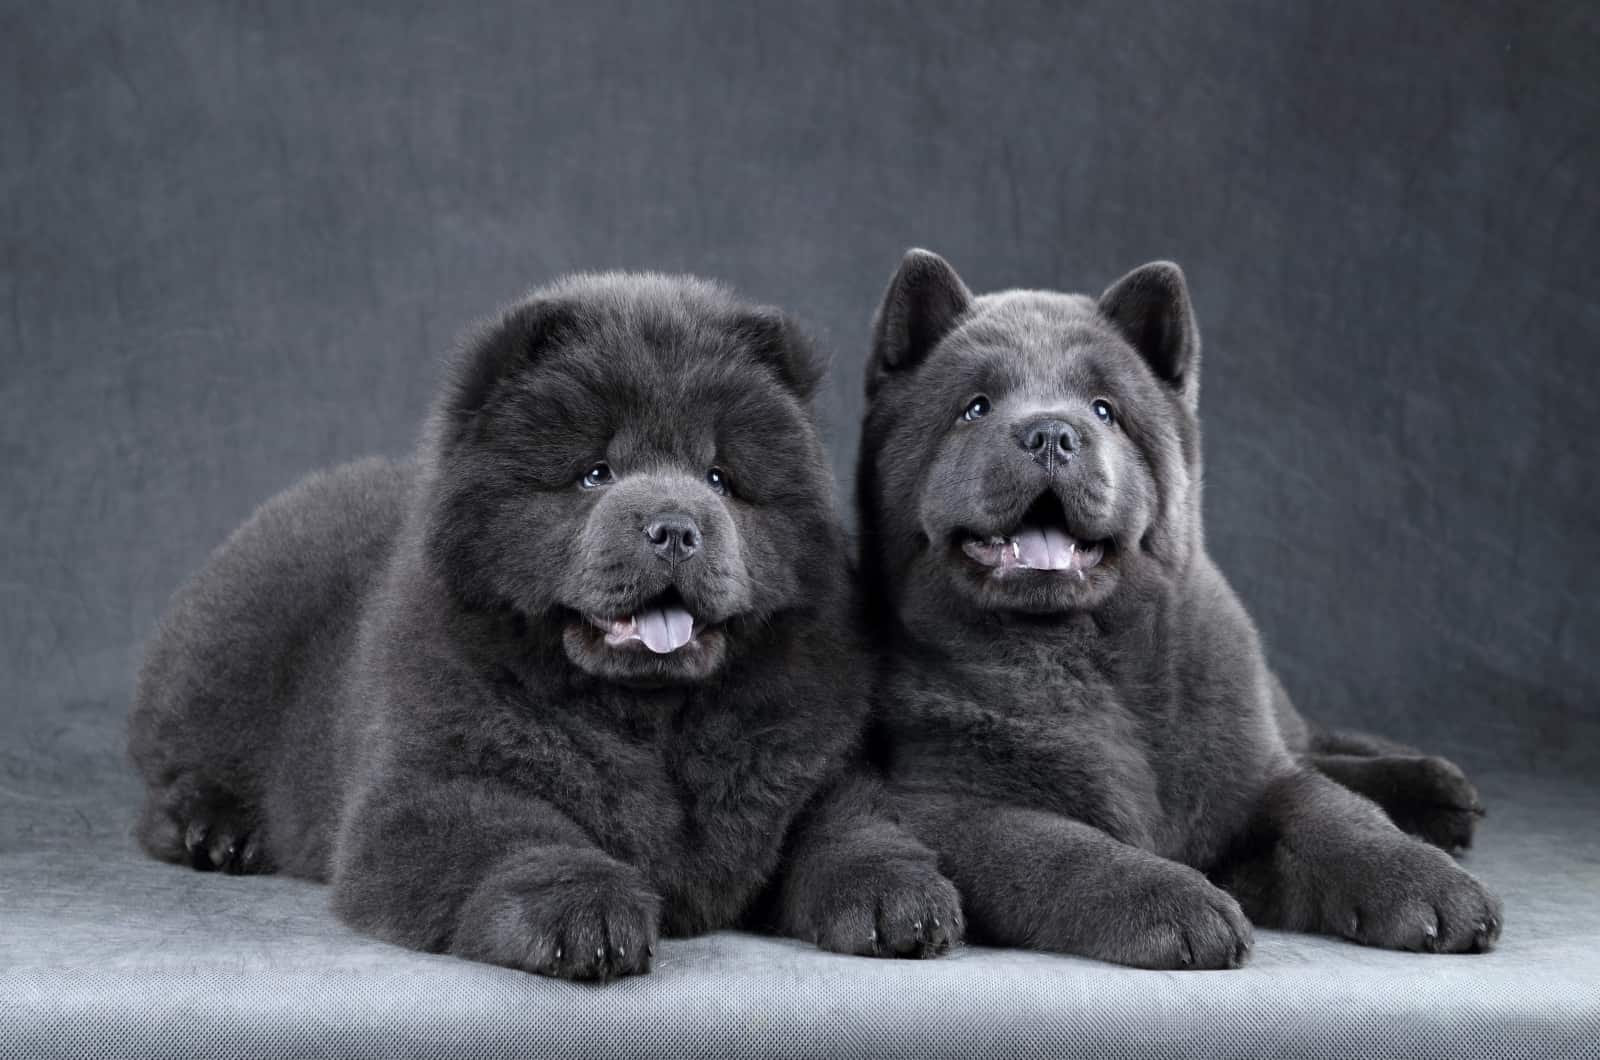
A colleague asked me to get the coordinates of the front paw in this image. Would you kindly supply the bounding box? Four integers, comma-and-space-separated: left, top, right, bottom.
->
452, 848, 661, 981
804, 859, 964, 959
1377, 756, 1484, 852
1326, 838, 1502, 953
1087, 863, 1254, 970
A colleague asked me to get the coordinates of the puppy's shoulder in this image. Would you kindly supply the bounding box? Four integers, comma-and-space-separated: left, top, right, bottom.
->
1174, 554, 1273, 717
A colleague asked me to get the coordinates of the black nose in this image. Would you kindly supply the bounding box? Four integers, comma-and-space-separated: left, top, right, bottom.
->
644, 512, 701, 562
1016, 418, 1081, 464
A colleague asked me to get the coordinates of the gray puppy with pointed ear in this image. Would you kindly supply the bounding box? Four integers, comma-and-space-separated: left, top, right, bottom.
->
854, 249, 1501, 968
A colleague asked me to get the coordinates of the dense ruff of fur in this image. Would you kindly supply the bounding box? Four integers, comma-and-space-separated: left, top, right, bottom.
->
128, 273, 960, 981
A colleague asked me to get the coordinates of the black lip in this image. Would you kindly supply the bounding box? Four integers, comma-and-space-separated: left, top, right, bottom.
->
953, 490, 1115, 554
614, 586, 693, 623
580, 586, 696, 625
568, 610, 725, 657
570, 591, 730, 647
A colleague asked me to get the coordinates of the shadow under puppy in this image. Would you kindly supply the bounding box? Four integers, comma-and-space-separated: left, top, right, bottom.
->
129, 273, 961, 980
855, 250, 1501, 968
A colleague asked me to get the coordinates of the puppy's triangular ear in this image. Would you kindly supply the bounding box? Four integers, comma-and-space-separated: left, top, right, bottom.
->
727, 306, 825, 401
867, 249, 973, 396
445, 297, 579, 426
1098, 262, 1200, 408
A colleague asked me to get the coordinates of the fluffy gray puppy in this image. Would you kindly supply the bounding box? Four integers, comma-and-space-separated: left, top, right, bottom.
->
855, 250, 1500, 968
129, 273, 961, 981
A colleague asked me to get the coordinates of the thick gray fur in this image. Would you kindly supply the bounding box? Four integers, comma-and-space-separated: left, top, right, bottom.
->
129, 273, 961, 981
855, 250, 1500, 969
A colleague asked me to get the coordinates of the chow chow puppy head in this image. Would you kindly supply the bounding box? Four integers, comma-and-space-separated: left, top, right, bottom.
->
858, 250, 1203, 622
425, 273, 838, 684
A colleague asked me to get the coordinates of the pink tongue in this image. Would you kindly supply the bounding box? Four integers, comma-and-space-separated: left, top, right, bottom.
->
636, 604, 695, 654
1014, 525, 1077, 570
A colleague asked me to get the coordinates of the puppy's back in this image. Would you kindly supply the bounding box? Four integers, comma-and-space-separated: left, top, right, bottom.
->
129, 456, 413, 879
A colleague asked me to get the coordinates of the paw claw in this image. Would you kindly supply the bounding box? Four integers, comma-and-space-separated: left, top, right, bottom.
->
1320, 837, 1500, 954
802, 861, 962, 961
1471, 917, 1500, 953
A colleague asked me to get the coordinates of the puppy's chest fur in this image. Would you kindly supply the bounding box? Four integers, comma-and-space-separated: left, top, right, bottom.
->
887, 638, 1251, 865
461, 674, 851, 934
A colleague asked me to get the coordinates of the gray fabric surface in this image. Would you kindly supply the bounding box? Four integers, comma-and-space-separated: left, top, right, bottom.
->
4, 1, 1598, 1057
4, 772, 1597, 1059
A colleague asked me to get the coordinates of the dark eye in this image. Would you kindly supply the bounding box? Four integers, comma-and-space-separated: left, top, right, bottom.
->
962, 395, 992, 422
706, 466, 730, 495
581, 462, 613, 489
1092, 399, 1116, 425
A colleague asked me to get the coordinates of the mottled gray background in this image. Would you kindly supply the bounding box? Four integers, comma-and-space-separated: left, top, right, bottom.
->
3, 0, 1596, 845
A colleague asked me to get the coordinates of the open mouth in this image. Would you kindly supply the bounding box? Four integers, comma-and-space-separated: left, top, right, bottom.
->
959, 493, 1108, 578
587, 590, 703, 655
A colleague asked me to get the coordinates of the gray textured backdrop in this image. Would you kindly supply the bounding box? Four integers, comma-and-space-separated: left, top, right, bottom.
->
2, 0, 1596, 843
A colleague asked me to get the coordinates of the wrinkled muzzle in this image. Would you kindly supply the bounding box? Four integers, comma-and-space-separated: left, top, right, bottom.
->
916, 425, 1133, 614
559, 470, 751, 682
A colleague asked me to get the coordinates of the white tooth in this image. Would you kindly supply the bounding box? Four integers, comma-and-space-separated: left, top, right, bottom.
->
1011, 540, 1020, 559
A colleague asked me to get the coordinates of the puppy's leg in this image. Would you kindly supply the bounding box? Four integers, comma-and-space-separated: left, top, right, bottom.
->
1306, 727, 1418, 756
901, 794, 1252, 970
332, 776, 660, 982
1291, 697, 1486, 850
1218, 769, 1501, 953
1306, 752, 1483, 851
771, 775, 963, 958
1271, 671, 1416, 759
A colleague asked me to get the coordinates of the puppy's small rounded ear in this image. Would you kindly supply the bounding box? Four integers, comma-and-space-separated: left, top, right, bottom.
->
867, 249, 973, 397
727, 307, 826, 402
445, 297, 579, 427
1098, 262, 1201, 408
